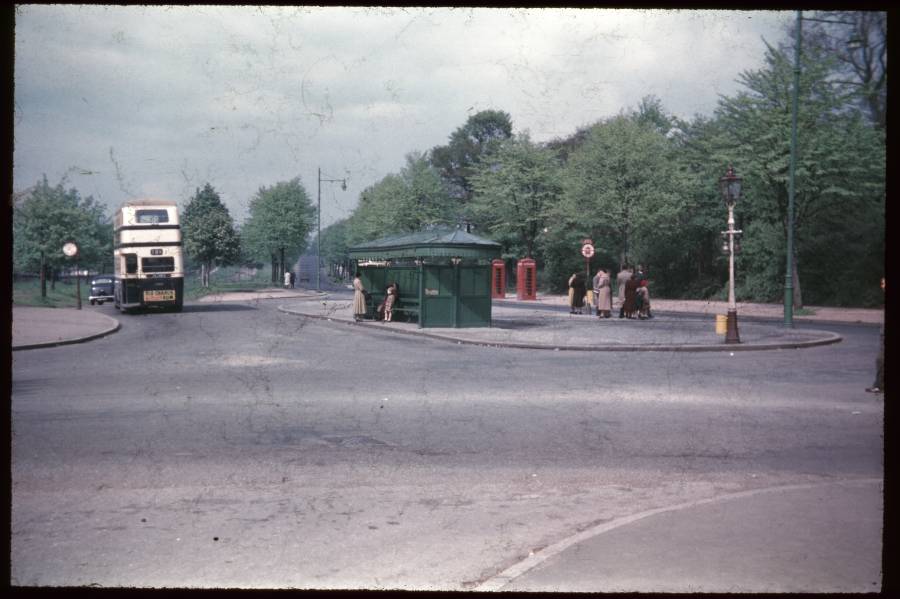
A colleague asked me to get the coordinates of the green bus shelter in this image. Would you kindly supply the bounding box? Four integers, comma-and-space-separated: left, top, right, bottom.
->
348, 227, 502, 328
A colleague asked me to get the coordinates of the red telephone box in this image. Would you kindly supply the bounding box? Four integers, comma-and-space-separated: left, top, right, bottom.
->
491, 259, 506, 299
516, 258, 537, 300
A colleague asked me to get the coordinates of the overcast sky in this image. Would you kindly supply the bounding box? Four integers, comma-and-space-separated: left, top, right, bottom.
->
13, 5, 794, 228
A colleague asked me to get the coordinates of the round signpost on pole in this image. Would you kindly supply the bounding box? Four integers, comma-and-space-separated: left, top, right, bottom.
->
581, 240, 594, 313
63, 241, 81, 310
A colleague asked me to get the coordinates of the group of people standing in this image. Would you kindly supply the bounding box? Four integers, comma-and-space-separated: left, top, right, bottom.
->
568, 265, 651, 320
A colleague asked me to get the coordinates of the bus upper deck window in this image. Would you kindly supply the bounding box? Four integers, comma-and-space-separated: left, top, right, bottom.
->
124, 254, 138, 274
135, 209, 169, 224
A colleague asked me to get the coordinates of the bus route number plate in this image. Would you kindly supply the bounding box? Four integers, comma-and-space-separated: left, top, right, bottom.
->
144, 289, 176, 302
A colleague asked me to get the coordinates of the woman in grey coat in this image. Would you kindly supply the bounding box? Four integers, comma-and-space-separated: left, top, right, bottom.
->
593, 268, 612, 318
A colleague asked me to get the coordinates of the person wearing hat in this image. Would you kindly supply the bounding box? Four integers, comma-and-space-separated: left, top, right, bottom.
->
568, 272, 587, 314
593, 267, 612, 318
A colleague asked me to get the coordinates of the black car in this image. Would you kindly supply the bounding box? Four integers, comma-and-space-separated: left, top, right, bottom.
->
89, 275, 115, 305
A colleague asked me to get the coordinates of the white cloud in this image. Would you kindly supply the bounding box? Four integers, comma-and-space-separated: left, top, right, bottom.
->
14, 5, 794, 228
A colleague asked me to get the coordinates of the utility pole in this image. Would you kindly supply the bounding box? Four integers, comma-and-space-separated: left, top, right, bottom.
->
317, 168, 347, 291
785, 10, 801, 328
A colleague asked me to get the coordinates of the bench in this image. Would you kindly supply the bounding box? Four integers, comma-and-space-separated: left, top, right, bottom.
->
391, 298, 420, 322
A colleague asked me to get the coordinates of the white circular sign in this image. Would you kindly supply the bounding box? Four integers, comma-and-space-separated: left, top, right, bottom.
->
62, 242, 78, 257
581, 244, 594, 258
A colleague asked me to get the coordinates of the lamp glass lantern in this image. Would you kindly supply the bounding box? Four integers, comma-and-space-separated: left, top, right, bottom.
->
719, 166, 742, 206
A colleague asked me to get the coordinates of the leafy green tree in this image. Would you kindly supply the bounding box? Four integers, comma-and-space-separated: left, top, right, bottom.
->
547, 115, 695, 293
347, 175, 406, 246
631, 94, 682, 135
319, 218, 351, 280
14, 176, 112, 297
346, 152, 454, 244
181, 183, 241, 287
430, 109, 513, 205
469, 133, 562, 259
714, 40, 885, 306
242, 178, 315, 283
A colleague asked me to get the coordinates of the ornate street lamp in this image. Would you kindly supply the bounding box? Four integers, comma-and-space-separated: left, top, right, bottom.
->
719, 166, 742, 344
317, 168, 347, 291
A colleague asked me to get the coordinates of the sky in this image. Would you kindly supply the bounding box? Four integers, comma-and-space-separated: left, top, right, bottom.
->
13, 5, 795, 229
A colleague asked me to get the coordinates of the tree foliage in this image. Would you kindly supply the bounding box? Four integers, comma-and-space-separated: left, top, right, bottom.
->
430, 109, 513, 204
346, 152, 454, 245
803, 10, 886, 129
714, 40, 885, 306
545, 115, 696, 292
13, 176, 112, 295
181, 183, 241, 287
242, 178, 315, 282
470, 133, 562, 259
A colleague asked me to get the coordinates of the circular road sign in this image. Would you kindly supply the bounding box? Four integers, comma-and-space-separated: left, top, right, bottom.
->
62, 242, 79, 257
581, 243, 595, 258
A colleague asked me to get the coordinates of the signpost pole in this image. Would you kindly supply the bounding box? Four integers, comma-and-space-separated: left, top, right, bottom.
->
581, 239, 595, 315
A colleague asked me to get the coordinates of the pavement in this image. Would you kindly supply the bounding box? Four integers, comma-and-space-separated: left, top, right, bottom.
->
9, 287, 886, 592
276, 292, 869, 352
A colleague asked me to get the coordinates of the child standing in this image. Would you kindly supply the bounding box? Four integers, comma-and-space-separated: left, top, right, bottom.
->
383, 284, 397, 322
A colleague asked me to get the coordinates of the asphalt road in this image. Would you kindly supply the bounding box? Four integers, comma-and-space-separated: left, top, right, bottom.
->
10, 299, 884, 590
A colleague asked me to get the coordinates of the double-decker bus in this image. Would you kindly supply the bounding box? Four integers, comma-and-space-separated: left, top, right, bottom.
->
113, 199, 184, 312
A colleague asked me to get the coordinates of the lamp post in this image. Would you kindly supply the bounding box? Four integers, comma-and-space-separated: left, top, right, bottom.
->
317, 167, 347, 291
719, 166, 742, 344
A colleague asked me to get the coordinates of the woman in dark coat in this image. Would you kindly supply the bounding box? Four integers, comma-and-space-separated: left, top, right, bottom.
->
622, 274, 640, 319
568, 272, 587, 314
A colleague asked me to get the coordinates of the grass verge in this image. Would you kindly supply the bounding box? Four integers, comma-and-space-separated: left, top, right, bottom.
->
14, 268, 278, 307
13, 278, 90, 309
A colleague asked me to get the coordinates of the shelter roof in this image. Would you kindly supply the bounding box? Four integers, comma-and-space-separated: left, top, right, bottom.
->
348, 227, 501, 260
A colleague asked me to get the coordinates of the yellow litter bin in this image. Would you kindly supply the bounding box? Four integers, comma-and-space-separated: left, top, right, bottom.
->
715, 314, 727, 335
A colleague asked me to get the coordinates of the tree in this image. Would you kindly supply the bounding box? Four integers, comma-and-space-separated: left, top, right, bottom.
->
804, 11, 886, 129
346, 151, 454, 245
714, 40, 885, 307
469, 133, 562, 259
13, 176, 112, 297
549, 115, 695, 291
319, 218, 351, 280
241, 178, 315, 283
430, 109, 513, 205
181, 183, 240, 287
